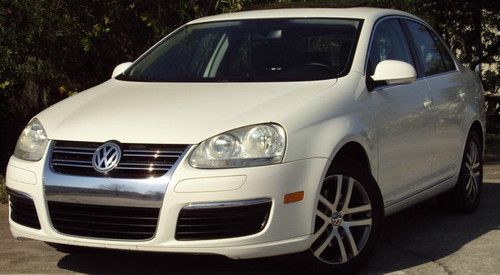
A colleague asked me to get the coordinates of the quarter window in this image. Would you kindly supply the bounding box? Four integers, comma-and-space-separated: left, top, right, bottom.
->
367, 19, 414, 76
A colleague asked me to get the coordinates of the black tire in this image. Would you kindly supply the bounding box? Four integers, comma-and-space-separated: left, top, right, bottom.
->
303, 159, 384, 274
438, 131, 483, 213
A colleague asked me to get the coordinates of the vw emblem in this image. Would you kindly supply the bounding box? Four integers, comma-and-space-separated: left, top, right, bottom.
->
331, 212, 343, 227
92, 142, 121, 173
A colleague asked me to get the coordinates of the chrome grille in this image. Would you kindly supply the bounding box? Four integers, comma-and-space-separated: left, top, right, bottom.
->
50, 141, 188, 178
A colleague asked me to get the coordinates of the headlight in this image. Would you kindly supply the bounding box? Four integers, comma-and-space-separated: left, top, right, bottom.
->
14, 118, 49, 161
189, 124, 286, 168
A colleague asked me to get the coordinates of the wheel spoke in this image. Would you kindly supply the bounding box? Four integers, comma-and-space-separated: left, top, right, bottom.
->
465, 177, 472, 193
344, 203, 371, 215
313, 230, 335, 257
470, 142, 477, 165
471, 176, 478, 198
334, 231, 348, 263
341, 178, 354, 211
318, 195, 334, 212
344, 226, 359, 256
331, 176, 342, 211
466, 152, 473, 164
346, 218, 372, 227
316, 210, 329, 222
312, 222, 329, 243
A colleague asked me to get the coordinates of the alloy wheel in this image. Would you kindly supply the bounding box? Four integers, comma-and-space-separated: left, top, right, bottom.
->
311, 175, 372, 264
464, 140, 481, 202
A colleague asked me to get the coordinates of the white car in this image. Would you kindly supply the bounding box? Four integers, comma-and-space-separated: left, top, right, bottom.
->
6, 7, 485, 272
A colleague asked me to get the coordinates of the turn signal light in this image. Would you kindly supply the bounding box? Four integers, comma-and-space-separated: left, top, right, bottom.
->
284, 191, 304, 204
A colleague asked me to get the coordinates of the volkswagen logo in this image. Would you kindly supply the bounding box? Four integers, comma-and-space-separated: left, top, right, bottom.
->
331, 212, 344, 227
92, 142, 121, 173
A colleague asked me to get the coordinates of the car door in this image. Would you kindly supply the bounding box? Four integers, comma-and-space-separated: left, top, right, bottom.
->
368, 18, 436, 206
403, 20, 466, 183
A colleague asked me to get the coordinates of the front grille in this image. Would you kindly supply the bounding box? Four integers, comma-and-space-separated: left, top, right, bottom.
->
48, 201, 160, 240
50, 141, 188, 178
7, 188, 41, 229
176, 199, 272, 241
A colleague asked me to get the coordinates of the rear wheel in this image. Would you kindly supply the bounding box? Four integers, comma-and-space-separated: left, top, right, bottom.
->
306, 160, 384, 273
438, 131, 483, 213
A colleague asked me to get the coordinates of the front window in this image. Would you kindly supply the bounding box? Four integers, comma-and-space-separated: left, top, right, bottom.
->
117, 18, 362, 82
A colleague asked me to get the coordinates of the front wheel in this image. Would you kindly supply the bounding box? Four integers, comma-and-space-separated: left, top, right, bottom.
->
305, 160, 384, 273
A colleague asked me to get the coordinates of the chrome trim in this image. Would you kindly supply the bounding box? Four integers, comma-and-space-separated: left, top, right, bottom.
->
44, 142, 192, 208
183, 198, 272, 210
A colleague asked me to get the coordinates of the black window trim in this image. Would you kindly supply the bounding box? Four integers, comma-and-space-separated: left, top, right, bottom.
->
364, 15, 459, 82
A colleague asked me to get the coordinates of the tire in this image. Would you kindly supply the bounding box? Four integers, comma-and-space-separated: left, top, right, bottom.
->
303, 159, 384, 274
438, 131, 483, 213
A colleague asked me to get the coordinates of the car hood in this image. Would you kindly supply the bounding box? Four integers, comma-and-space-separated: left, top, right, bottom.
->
37, 79, 337, 144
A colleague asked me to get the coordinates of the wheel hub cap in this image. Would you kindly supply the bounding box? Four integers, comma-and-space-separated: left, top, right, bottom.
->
331, 212, 344, 227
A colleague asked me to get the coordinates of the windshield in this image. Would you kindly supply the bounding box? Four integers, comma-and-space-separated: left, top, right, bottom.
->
117, 18, 362, 82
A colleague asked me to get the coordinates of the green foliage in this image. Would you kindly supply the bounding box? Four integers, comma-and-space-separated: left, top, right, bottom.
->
369, 0, 500, 92
0, 0, 498, 176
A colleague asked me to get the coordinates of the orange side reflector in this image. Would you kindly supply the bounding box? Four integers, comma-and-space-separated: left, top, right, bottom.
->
284, 191, 304, 204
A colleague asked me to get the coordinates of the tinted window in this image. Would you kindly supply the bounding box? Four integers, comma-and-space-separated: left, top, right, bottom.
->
367, 19, 414, 76
405, 21, 449, 76
428, 31, 456, 71
118, 19, 361, 82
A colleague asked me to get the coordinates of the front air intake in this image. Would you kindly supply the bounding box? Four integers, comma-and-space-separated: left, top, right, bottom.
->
176, 198, 272, 240
7, 188, 41, 230
47, 201, 160, 240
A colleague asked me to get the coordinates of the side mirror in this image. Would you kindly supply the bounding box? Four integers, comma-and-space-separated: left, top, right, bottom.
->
111, 62, 133, 78
371, 60, 417, 86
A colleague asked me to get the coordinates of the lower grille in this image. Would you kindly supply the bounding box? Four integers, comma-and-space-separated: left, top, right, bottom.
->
176, 198, 272, 241
7, 188, 41, 229
47, 201, 160, 240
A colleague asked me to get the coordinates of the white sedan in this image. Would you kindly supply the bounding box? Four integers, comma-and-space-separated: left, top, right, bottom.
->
6, 7, 485, 272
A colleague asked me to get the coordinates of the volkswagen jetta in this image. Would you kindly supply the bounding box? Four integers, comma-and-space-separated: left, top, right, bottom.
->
6, 7, 485, 272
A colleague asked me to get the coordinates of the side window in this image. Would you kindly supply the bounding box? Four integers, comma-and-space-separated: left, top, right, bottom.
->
405, 20, 451, 76
428, 31, 456, 71
367, 19, 414, 76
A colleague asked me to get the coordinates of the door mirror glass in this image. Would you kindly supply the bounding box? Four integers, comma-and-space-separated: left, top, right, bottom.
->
371, 60, 417, 85
112, 62, 133, 78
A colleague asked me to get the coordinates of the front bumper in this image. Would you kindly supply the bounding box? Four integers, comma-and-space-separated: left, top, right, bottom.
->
6, 151, 329, 259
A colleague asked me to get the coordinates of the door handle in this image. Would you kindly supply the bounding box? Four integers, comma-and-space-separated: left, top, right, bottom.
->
423, 98, 433, 109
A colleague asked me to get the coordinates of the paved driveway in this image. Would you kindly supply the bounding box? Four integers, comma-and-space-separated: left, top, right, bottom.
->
1, 164, 500, 274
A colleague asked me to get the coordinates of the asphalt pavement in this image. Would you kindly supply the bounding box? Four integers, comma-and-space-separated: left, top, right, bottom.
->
1, 163, 500, 274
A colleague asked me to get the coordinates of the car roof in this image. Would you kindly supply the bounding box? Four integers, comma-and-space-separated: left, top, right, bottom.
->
188, 7, 419, 25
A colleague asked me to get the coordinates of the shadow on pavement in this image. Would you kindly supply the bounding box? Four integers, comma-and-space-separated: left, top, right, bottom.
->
56, 182, 500, 274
